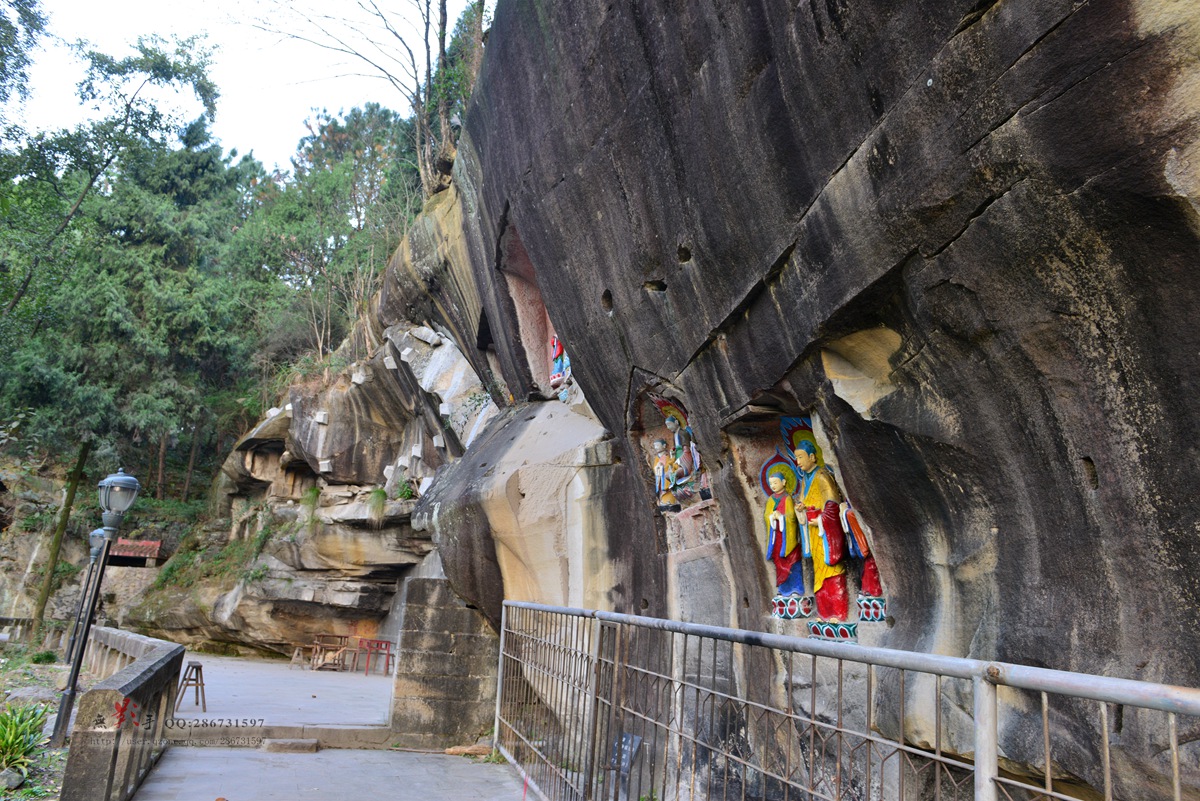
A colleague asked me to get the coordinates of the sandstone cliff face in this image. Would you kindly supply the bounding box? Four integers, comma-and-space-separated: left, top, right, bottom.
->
451, 0, 1200, 678
372, 0, 1199, 794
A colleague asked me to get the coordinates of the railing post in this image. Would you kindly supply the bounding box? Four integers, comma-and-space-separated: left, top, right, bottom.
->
974, 672, 999, 801
581, 616, 603, 801
492, 602, 509, 756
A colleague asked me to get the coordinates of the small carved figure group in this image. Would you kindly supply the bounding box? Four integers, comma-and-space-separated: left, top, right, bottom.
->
648, 397, 711, 512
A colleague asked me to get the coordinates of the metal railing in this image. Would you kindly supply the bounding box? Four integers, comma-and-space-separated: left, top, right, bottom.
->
60, 627, 185, 801
493, 602, 1200, 801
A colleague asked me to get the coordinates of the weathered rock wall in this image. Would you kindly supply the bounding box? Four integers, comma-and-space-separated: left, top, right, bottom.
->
457, 0, 1200, 679
359, 0, 1200, 793
108, 0, 1200, 783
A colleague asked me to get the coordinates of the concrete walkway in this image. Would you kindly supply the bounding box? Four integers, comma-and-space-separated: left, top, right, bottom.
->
171, 653, 392, 726
133, 747, 526, 800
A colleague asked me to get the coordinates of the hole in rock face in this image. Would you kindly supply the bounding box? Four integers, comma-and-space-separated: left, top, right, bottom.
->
742, 596, 749, 609
640, 598, 649, 610
601, 289, 614, 313
677, 245, 691, 263
643, 280, 667, 292
1082, 457, 1099, 490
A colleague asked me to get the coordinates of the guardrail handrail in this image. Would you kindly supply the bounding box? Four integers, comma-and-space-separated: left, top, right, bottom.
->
503, 600, 1200, 716
496, 600, 1200, 801
60, 627, 184, 801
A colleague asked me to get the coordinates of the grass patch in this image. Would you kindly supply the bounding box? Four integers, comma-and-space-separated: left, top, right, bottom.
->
366, 487, 387, 529
0, 703, 49, 779
152, 525, 275, 591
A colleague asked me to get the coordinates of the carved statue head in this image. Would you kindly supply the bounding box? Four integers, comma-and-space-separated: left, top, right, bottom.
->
664, 415, 680, 432
793, 440, 818, 473
652, 439, 668, 455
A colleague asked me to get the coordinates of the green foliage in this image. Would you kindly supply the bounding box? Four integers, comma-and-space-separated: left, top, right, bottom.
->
33, 560, 81, 594
153, 525, 273, 591
300, 486, 321, 513
28, 651, 54, 665
366, 487, 387, 529
242, 564, 269, 583
0, 703, 48, 778
393, 481, 416, 501
0, 0, 47, 109
0, 407, 39, 464
132, 497, 206, 525
152, 548, 197, 589
251, 523, 272, 557
17, 507, 52, 532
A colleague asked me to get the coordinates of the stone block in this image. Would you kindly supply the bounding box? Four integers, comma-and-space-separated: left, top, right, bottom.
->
400, 347, 415, 363
384, 354, 398, 369
262, 738, 319, 753
393, 674, 494, 702
411, 326, 440, 345
439, 402, 453, 416
399, 604, 487, 634
318, 459, 332, 473
314, 410, 329, 424
390, 698, 494, 748
394, 651, 482, 679
400, 578, 456, 607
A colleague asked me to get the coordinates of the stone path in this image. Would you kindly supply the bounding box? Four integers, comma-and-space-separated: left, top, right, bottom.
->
132, 747, 526, 800
170, 653, 391, 726
128, 653, 524, 799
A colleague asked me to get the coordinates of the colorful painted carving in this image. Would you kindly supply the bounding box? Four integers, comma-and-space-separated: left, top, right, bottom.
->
652, 439, 684, 512
758, 417, 888, 632
792, 438, 849, 622
759, 456, 808, 601
807, 620, 858, 640
646, 395, 711, 512
841, 502, 886, 619
549, 335, 572, 389
772, 595, 814, 619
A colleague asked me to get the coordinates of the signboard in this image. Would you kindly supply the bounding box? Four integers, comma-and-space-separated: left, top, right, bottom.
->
609, 733, 642, 775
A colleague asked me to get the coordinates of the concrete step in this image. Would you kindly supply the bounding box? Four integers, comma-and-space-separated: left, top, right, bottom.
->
262, 738, 319, 753
167, 724, 396, 750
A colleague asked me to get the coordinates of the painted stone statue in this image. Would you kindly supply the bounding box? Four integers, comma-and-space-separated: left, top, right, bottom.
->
646, 395, 711, 513
652, 439, 684, 512
760, 454, 814, 619
778, 416, 887, 637
793, 440, 849, 622
549, 335, 572, 400
842, 503, 887, 621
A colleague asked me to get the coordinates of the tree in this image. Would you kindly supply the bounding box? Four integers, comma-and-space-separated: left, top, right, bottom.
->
0, 0, 47, 110
0, 35, 218, 334
253, 0, 475, 197
234, 105, 418, 371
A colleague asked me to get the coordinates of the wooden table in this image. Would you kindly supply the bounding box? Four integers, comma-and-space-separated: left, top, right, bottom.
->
355, 638, 394, 676
311, 634, 351, 671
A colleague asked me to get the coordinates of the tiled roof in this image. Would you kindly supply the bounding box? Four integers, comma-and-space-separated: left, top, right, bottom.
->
110, 538, 162, 559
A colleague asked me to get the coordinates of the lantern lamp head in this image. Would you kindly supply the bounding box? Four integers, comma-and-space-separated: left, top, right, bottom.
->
98, 469, 140, 515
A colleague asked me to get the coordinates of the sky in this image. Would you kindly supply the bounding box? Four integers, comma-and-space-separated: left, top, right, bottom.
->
21, 0, 480, 171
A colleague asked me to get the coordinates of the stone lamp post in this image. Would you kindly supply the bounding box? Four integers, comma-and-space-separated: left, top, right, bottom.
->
50, 469, 140, 747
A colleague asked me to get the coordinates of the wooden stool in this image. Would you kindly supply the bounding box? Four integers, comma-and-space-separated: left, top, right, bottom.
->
289, 645, 311, 670
175, 661, 207, 712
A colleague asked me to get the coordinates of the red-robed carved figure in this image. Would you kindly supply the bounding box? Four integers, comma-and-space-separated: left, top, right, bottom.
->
794, 441, 849, 621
